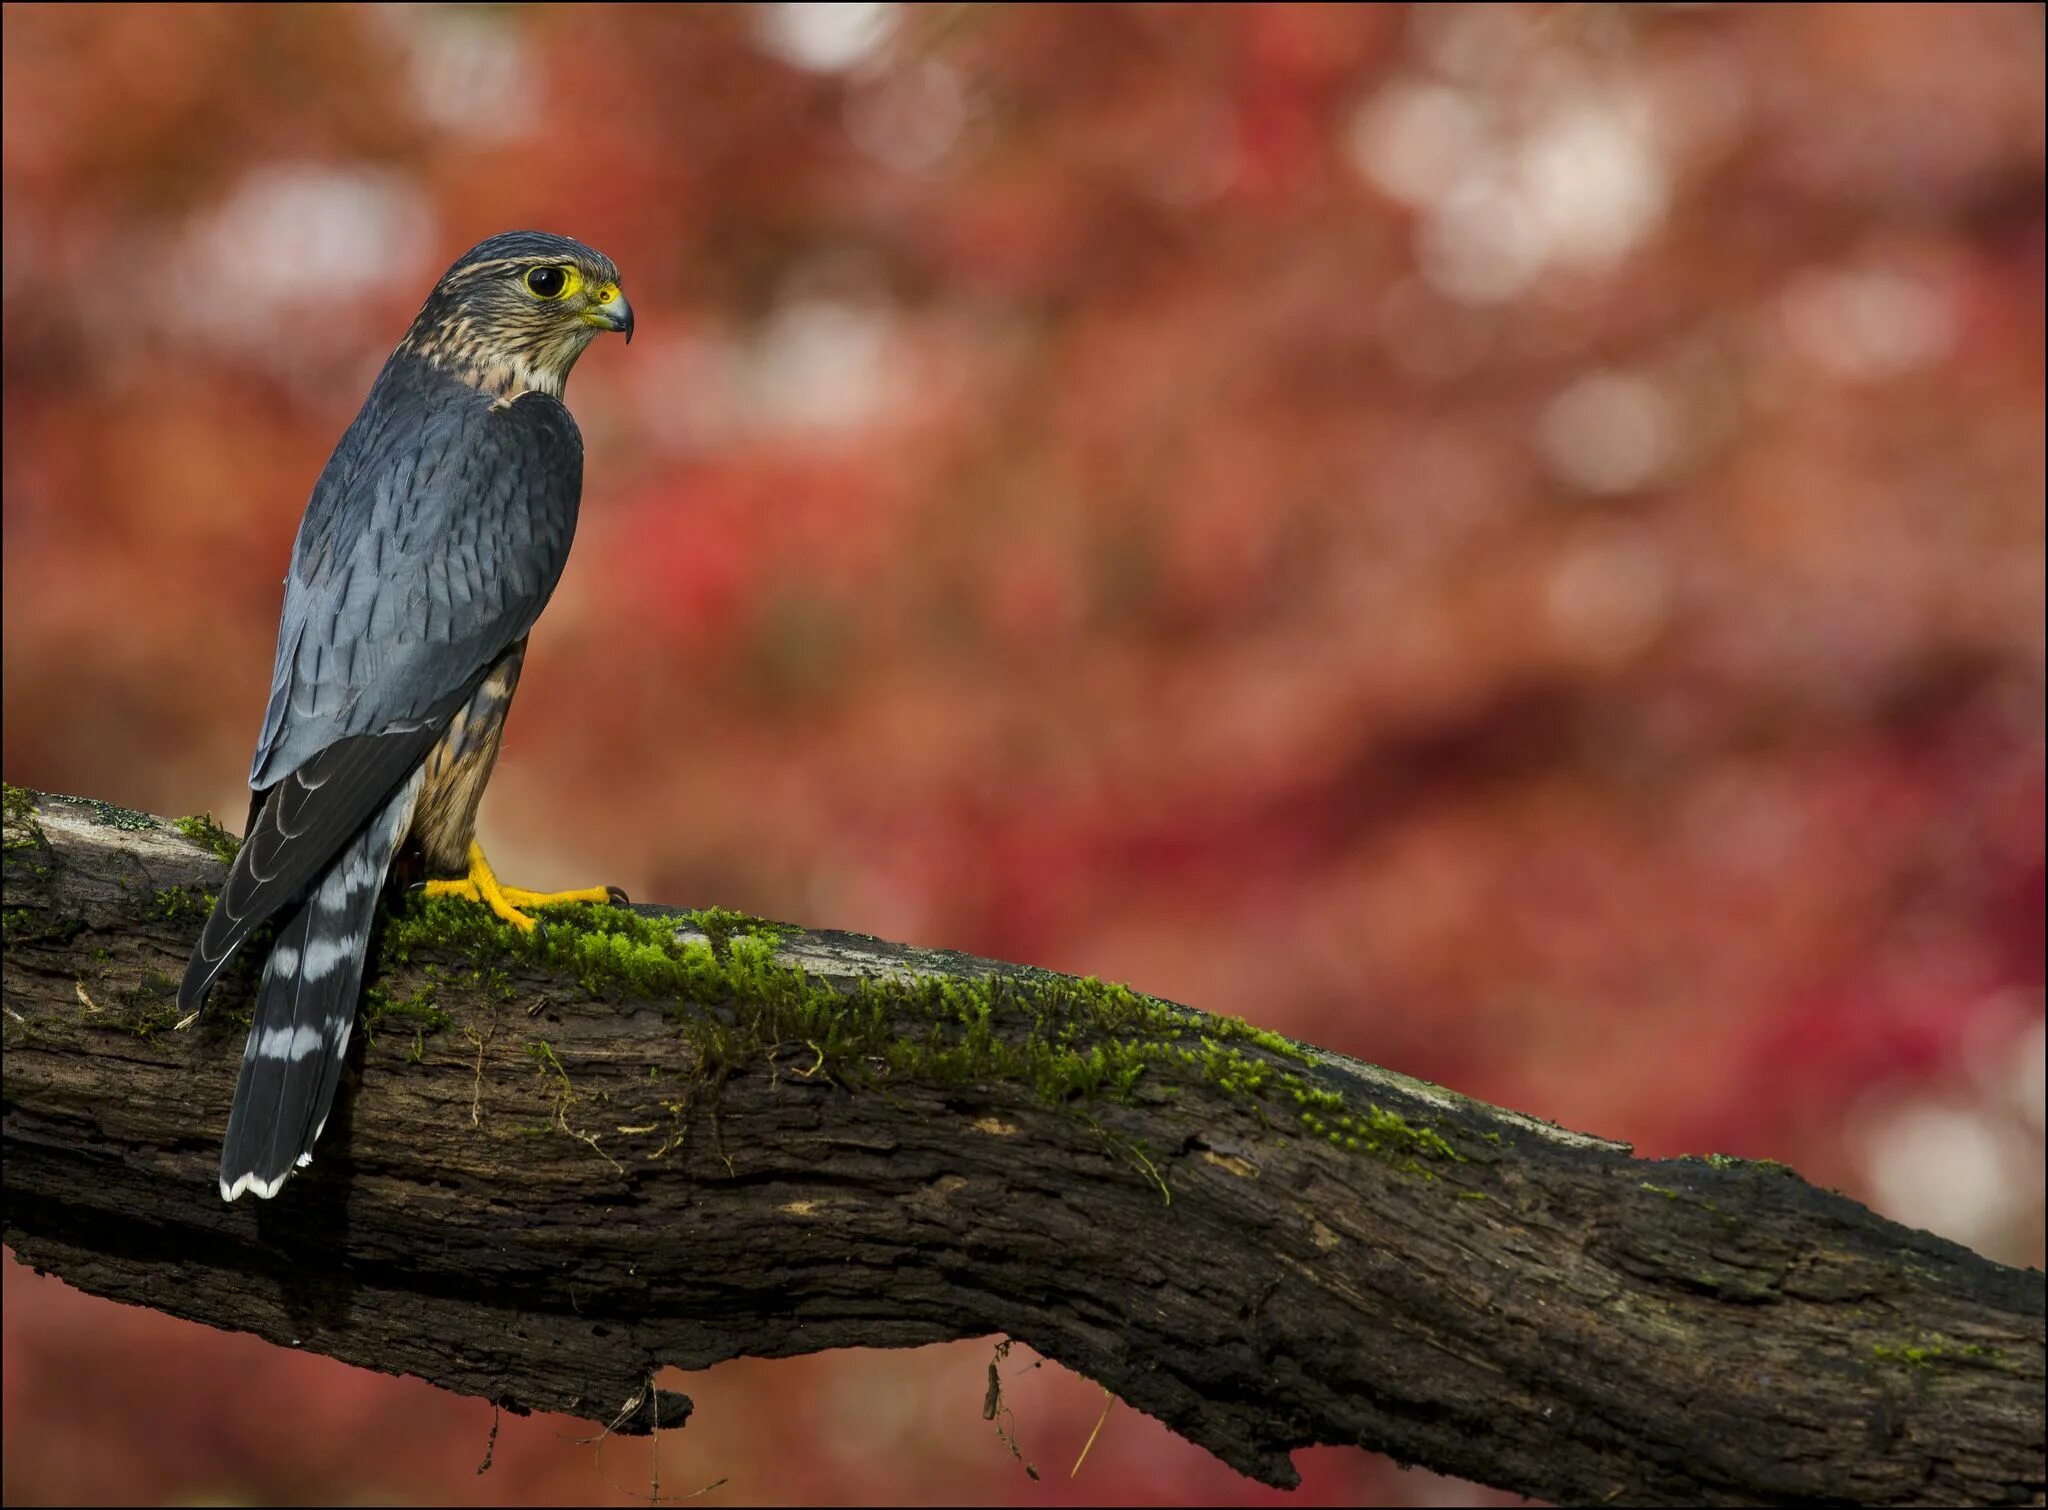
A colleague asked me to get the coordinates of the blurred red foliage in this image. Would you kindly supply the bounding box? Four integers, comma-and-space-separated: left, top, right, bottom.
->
3, 5, 2041, 1506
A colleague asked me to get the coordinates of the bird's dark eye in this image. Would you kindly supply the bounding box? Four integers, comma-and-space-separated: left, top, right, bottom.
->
526, 266, 568, 299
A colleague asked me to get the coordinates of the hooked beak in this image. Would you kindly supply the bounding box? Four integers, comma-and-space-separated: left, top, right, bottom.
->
583, 287, 635, 344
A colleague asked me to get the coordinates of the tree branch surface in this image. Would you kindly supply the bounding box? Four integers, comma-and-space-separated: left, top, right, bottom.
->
3, 786, 2042, 1506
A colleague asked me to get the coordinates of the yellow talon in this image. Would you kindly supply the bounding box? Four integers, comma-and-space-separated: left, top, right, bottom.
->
422, 842, 612, 934
501, 884, 617, 909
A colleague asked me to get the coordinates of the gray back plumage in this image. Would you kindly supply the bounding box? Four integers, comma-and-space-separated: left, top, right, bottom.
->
252, 356, 583, 789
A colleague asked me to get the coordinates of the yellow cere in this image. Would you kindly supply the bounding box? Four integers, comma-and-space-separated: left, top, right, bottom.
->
578, 281, 623, 331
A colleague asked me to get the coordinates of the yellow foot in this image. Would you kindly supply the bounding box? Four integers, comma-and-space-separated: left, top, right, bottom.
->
423, 842, 626, 934
501, 883, 620, 909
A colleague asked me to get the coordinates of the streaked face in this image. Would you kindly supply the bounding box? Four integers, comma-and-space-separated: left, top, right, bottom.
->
406, 234, 632, 399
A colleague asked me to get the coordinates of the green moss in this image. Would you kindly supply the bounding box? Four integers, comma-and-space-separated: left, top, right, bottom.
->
109, 969, 184, 1037
1872, 1335, 2014, 1371
379, 895, 1467, 1182
527, 1038, 571, 1086
363, 981, 452, 1045
154, 885, 219, 927
1684, 1152, 1799, 1177
1953, 1344, 2011, 1366
174, 813, 242, 865
2, 784, 44, 853
77, 797, 157, 832
1641, 1182, 1680, 1199
465, 962, 518, 1002
1293, 1087, 1462, 1172
679, 906, 785, 952
2, 906, 86, 946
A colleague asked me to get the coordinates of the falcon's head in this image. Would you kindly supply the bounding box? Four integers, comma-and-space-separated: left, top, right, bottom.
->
400, 230, 633, 400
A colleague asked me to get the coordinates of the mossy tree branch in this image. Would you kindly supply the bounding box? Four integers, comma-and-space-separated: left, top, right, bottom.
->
3, 785, 2042, 1506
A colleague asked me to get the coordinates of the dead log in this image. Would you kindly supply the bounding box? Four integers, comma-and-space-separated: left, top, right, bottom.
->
2, 785, 2041, 1505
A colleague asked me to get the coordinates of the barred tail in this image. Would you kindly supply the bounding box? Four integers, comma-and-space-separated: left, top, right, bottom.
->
220, 772, 422, 1202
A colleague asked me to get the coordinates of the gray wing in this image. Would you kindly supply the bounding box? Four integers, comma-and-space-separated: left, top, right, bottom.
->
253, 366, 584, 785
180, 368, 583, 1016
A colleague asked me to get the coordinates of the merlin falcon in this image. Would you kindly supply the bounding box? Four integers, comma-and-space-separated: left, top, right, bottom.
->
179, 230, 634, 1202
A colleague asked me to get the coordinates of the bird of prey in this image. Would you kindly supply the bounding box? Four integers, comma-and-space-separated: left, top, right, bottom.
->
178, 230, 634, 1202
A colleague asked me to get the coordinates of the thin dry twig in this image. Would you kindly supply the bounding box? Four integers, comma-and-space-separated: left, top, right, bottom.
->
1072, 1388, 1116, 1478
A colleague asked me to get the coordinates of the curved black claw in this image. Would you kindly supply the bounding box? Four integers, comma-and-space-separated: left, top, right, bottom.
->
605, 885, 632, 907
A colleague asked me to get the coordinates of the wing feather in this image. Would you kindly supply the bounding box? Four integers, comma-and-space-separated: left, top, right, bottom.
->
181, 364, 584, 1023
180, 719, 444, 1018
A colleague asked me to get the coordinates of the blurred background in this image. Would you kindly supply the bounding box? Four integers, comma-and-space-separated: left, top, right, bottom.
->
2, 3, 2042, 1505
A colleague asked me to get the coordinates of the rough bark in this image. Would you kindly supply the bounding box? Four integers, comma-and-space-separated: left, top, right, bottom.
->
2, 785, 2042, 1506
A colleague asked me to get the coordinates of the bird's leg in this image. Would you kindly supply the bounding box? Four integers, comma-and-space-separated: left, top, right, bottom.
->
422, 841, 621, 933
